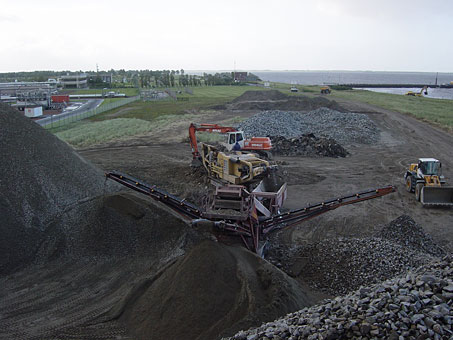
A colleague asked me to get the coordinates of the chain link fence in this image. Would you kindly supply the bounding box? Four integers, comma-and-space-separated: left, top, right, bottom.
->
37, 96, 140, 129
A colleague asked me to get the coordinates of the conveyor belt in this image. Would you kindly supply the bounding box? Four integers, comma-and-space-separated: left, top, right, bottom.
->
106, 171, 203, 220
261, 186, 396, 233
106, 171, 396, 253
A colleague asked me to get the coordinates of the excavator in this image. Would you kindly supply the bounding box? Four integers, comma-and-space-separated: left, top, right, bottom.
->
189, 123, 272, 166
404, 158, 453, 206
405, 86, 428, 97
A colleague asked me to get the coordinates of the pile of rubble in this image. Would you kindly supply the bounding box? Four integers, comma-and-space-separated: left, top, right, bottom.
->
227, 256, 453, 340
238, 108, 380, 145
282, 237, 436, 296
379, 215, 445, 257
270, 134, 348, 158
239, 110, 304, 137
268, 216, 445, 296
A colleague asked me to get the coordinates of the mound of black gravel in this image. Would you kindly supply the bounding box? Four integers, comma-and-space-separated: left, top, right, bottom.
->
379, 215, 445, 257
276, 237, 436, 296
231, 90, 289, 103
0, 104, 117, 273
270, 134, 348, 158
227, 256, 453, 340
230, 90, 344, 112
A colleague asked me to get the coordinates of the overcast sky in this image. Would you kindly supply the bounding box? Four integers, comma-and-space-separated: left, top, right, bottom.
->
1, 0, 452, 72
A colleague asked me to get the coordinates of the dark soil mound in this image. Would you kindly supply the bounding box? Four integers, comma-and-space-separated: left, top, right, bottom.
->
34, 192, 201, 264
0, 104, 118, 274
231, 90, 288, 103
231, 93, 344, 112
379, 215, 445, 257
115, 241, 316, 340
271, 134, 348, 158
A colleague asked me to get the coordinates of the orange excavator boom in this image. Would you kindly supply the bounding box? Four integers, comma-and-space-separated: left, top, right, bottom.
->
189, 123, 272, 164
189, 123, 237, 159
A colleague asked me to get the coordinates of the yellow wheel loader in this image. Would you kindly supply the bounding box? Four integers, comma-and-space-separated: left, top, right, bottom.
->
404, 158, 453, 206
320, 86, 331, 94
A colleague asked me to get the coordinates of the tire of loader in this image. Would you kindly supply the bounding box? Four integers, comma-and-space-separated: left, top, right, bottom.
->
415, 183, 423, 202
406, 175, 415, 193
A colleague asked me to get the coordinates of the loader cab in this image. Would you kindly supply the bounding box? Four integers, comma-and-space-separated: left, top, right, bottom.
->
418, 158, 441, 176
226, 131, 245, 150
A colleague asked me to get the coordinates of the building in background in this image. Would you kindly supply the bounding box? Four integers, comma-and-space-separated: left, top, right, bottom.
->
24, 106, 43, 117
233, 72, 248, 82
88, 73, 113, 87
60, 74, 88, 89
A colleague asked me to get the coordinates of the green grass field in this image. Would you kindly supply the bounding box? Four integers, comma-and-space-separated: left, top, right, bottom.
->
99, 98, 122, 107
51, 85, 453, 148
55, 118, 155, 147
90, 86, 269, 122
331, 90, 453, 131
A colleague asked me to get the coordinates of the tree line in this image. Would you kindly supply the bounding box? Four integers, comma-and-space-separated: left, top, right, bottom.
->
0, 69, 261, 87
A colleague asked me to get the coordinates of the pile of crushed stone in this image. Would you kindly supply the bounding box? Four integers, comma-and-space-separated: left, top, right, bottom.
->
0, 104, 120, 273
0, 104, 201, 271
33, 192, 201, 264
117, 241, 317, 340
230, 90, 343, 112
227, 256, 453, 340
270, 134, 348, 158
279, 237, 437, 296
239, 108, 380, 145
379, 214, 445, 257
267, 215, 444, 296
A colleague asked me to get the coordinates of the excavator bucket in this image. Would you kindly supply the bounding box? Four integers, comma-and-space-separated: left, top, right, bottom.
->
421, 186, 453, 206
191, 157, 203, 168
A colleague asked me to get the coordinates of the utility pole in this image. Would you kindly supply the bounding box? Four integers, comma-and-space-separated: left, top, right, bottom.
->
234, 60, 236, 82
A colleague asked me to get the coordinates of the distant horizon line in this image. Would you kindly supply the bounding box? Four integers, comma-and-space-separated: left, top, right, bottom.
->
190, 70, 453, 74
1, 69, 453, 74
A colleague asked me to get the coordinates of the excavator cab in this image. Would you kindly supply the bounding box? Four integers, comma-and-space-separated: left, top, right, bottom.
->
226, 131, 245, 151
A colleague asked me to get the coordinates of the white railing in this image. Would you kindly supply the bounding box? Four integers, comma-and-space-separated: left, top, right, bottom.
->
37, 96, 139, 129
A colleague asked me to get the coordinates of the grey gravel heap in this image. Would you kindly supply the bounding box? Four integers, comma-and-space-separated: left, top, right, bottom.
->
238, 108, 380, 145
270, 134, 348, 158
239, 110, 304, 137
0, 104, 118, 274
379, 215, 445, 257
270, 237, 436, 296
226, 256, 453, 340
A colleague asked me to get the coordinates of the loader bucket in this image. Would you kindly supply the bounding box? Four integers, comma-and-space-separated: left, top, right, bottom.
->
421, 186, 453, 206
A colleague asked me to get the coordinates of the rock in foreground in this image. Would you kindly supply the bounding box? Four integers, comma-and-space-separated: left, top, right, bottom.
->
226, 256, 453, 340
